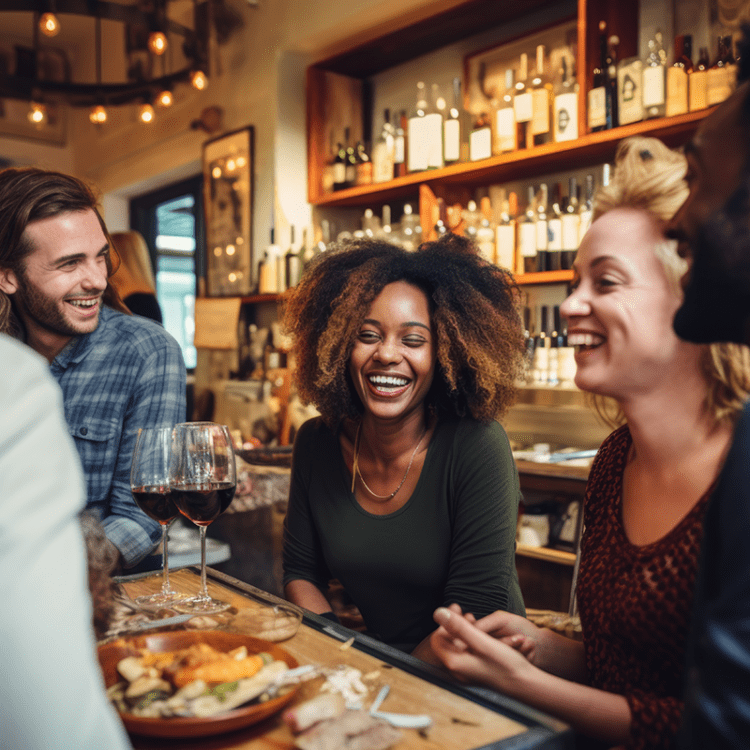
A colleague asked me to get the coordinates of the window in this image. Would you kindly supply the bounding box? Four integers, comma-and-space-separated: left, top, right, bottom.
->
130, 176, 204, 370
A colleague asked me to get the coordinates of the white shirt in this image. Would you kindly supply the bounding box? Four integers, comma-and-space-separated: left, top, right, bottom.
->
0, 334, 131, 750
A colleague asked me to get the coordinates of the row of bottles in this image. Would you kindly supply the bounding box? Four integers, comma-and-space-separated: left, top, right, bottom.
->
588, 24, 740, 131
523, 305, 577, 388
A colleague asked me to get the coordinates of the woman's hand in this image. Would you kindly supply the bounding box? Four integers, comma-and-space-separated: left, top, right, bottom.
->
470, 609, 543, 665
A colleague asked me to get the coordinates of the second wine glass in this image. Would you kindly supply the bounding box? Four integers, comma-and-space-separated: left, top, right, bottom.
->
170, 422, 236, 615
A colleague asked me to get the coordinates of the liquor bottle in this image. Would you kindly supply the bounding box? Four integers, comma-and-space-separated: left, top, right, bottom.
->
588, 21, 609, 131
666, 35, 693, 117
434, 198, 449, 238
606, 35, 620, 127
425, 82, 445, 170
519, 185, 538, 273
617, 52, 644, 125
546, 183, 563, 271
578, 173, 595, 244
535, 184, 549, 273
394, 110, 407, 178
372, 108, 395, 183
321, 131, 336, 193
380, 204, 395, 242
547, 306, 563, 387
561, 177, 580, 270
332, 140, 346, 191
462, 200, 481, 243
708, 36, 735, 106
530, 44, 553, 146
643, 30, 667, 119
285, 226, 302, 288
444, 77, 467, 165
476, 196, 496, 263
514, 53, 533, 149
689, 46, 710, 112
725, 35, 738, 93
344, 127, 357, 186
495, 189, 516, 271
553, 53, 578, 142
532, 305, 549, 385
470, 110, 492, 161
407, 82, 429, 172
493, 69, 517, 154
354, 141, 372, 186
400, 202, 421, 251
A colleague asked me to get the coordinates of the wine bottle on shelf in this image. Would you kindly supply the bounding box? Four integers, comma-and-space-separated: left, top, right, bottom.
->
519, 185, 538, 273
476, 196, 496, 264
407, 82, 429, 172
707, 36, 735, 106
561, 177, 580, 270
532, 305, 549, 385
606, 34, 620, 128
344, 127, 357, 186
666, 35, 692, 117
514, 53, 533, 148
546, 183, 563, 272
588, 21, 609, 131
332, 140, 346, 191
617, 51, 644, 125
535, 183, 549, 273
493, 69, 517, 154
462, 199, 481, 243
354, 141, 372, 186
321, 131, 336, 193
643, 30, 667, 119
426, 83, 445, 170
547, 306, 561, 387
530, 44, 553, 146
578, 173, 595, 244
495, 189, 516, 271
285, 226, 302, 288
394, 110, 407, 178
444, 77, 467, 165
689, 46, 710, 112
470, 110, 492, 161
372, 108, 395, 183
553, 53, 578, 142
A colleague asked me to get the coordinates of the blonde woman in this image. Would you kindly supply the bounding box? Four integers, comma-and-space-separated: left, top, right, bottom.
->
430, 137, 750, 749
110, 231, 163, 323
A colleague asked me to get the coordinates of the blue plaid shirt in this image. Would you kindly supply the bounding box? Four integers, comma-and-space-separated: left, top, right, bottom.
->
49, 306, 186, 568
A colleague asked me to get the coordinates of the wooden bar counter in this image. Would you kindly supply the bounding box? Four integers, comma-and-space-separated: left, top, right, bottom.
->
114, 568, 573, 749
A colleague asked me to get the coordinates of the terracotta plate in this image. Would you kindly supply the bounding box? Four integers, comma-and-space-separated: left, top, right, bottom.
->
98, 630, 299, 738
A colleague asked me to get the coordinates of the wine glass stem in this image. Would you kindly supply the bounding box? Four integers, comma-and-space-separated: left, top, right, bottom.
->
160, 522, 171, 594
199, 525, 209, 599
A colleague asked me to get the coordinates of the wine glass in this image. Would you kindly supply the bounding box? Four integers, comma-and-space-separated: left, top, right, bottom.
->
170, 422, 236, 615
130, 426, 188, 608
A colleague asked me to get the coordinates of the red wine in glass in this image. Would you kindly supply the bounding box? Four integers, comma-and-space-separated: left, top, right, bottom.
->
132, 486, 180, 524
172, 482, 236, 526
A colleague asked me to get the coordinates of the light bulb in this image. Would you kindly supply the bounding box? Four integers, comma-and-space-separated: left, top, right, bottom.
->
28, 102, 47, 125
148, 31, 168, 55
191, 70, 208, 91
139, 103, 155, 123
39, 13, 60, 37
89, 105, 107, 124
156, 89, 173, 107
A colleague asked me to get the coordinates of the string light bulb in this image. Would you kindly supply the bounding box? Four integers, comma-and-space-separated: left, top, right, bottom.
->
27, 102, 47, 125
156, 89, 173, 107
139, 103, 155, 123
39, 13, 60, 37
190, 70, 208, 90
148, 31, 168, 55
89, 105, 107, 124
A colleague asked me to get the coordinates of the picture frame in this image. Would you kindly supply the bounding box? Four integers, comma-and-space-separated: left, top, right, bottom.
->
202, 126, 254, 297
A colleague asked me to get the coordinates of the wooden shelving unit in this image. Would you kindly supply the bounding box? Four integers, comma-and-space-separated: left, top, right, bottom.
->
517, 545, 577, 566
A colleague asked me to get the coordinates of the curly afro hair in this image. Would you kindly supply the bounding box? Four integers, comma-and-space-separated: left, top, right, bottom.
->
283, 233, 525, 428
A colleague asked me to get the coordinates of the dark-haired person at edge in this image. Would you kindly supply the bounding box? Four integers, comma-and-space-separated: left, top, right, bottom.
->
667, 23, 750, 750
109, 230, 164, 324
281, 235, 526, 664
428, 137, 750, 748
0, 167, 186, 572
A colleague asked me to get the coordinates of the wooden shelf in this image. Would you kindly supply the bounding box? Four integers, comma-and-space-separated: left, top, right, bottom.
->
516, 270, 574, 285
517, 544, 577, 566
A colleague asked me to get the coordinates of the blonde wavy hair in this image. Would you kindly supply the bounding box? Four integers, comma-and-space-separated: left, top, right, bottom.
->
588, 136, 750, 427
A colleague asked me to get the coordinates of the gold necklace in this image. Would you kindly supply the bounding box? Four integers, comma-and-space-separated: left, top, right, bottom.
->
351, 421, 427, 500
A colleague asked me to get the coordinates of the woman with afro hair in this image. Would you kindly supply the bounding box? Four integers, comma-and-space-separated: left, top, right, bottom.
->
282, 233, 527, 664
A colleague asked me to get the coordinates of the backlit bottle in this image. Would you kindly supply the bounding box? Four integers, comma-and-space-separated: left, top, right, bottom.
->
425, 83, 445, 169
689, 46, 710, 112
444, 77, 468, 164
546, 183, 563, 272
530, 45, 553, 146
643, 30, 667, 119
407, 82, 429, 172
553, 54, 578, 142
493, 69, 517, 154
519, 185, 538, 273
561, 177, 580, 270
535, 184, 549, 273
514, 53, 533, 149
666, 35, 693, 117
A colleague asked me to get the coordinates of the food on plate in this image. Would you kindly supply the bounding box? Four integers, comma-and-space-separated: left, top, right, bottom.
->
107, 641, 290, 718
283, 693, 346, 733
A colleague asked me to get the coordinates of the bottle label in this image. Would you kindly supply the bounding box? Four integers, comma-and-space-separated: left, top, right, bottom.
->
407, 117, 429, 172
519, 222, 537, 258
444, 119, 460, 163
372, 141, 395, 183
547, 218, 562, 251
424, 112, 444, 169
617, 59, 644, 125
514, 92, 533, 123
394, 135, 405, 165
561, 214, 580, 251
495, 224, 516, 270
666, 67, 689, 117
333, 162, 346, 185
494, 108, 516, 152
689, 69, 708, 111
707, 66, 733, 106
642, 66, 666, 108
530, 89, 551, 135
470, 127, 492, 161
554, 92, 578, 141
588, 87, 606, 129
536, 219, 548, 250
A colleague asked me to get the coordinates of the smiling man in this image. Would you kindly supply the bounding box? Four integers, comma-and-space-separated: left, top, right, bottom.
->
0, 167, 186, 571
666, 24, 750, 750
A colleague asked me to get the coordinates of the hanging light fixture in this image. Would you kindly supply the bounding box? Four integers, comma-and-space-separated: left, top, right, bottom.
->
156, 89, 173, 107
88, 16, 108, 125
190, 69, 208, 91
139, 102, 155, 123
89, 105, 107, 124
148, 31, 168, 55
28, 101, 47, 124
39, 11, 60, 37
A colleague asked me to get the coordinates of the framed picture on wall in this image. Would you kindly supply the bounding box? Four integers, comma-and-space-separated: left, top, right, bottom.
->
202, 126, 254, 297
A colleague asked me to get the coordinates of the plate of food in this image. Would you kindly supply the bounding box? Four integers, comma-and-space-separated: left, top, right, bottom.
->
98, 630, 300, 738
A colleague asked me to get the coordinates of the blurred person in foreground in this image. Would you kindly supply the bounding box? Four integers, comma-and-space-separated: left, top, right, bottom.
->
109, 230, 163, 324
668, 23, 750, 750
0, 333, 131, 750
429, 137, 750, 748
0, 168, 186, 572
282, 235, 526, 664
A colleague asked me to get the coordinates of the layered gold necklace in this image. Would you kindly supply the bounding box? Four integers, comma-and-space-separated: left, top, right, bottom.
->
351, 421, 427, 500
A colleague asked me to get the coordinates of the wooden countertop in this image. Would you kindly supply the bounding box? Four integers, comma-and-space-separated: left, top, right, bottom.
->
114, 568, 571, 750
